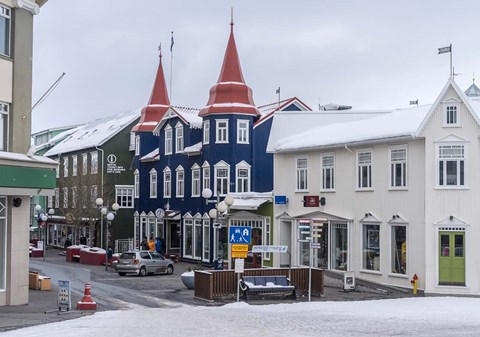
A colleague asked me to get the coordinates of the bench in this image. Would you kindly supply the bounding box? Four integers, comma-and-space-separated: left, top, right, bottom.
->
239, 275, 296, 300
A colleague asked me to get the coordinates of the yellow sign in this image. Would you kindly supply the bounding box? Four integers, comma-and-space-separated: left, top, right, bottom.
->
232, 252, 248, 258
231, 244, 249, 252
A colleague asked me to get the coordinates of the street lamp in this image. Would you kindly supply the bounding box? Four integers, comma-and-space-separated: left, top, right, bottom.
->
202, 188, 234, 268
95, 198, 119, 270
34, 204, 54, 262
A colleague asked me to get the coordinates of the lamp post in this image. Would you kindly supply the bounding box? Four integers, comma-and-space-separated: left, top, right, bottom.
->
34, 204, 54, 262
202, 188, 234, 268
95, 198, 119, 271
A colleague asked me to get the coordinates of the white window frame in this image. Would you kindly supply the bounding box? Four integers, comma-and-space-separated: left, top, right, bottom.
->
134, 169, 140, 198
54, 188, 60, 208
71, 186, 77, 208
390, 223, 408, 276
192, 164, 201, 197
356, 150, 373, 190
165, 125, 173, 155
237, 119, 249, 144
215, 119, 229, 144
202, 162, 210, 192
296, 156, 308, 192
361, 223, 380, 272
263, 217, 271, 261
82, 153, 88, 175
176, 166, 185, 197
130, 132, 136, 151
163, 167, 171, 198
214, 161, 230, 196
135, 135, 140, 155
90, 151, 98, 174
436, 142, 467, 188
0, 101, 8, 151
235, 161, 251, 193
203, 120, 210, 144
63, 157, 69, 177
320, 153, 335, 191
443, 102, 460, 127
0, 5, 10, 57
175, 122, 184, 153
63, 187, 68, 208
389, 146, 407, 189
72, 155, 78, 177
115, 185, 134, 208
149, 168, 157, 198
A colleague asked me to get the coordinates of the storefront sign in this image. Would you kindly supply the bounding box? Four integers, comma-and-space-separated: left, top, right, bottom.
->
106, 154, 126, 174
58, 280, 71, 310
303, 196, 319, 207
251, 245, 288, 253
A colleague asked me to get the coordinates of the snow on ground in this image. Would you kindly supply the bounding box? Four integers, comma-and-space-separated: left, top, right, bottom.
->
4, 297, 480, 337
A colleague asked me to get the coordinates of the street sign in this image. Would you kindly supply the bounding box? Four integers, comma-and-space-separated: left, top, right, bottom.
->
213, 222, 222, 228
232, 251, 248, 258
251, 245, 288, 253
298, 225, 310, 229
232, 244, 249, 252
300, 231, 310, 234
274, 195, 287, 204
297, 239, 310, 243
234, 258, 245, 273
229, 226, 251, 244
311, 242, 321, 249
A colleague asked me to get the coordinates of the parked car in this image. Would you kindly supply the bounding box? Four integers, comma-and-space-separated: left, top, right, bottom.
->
115, 250, 174, 276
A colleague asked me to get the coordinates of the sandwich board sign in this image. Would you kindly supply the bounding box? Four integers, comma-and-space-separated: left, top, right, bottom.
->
343, 271, 356, 291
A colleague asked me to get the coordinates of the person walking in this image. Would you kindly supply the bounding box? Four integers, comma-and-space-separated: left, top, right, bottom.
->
148, 237, 155, 251
155, 237, 162, 254
141, 237, 149, 251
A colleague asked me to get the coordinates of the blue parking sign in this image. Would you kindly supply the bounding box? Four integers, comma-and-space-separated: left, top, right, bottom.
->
229, 226, 251, 244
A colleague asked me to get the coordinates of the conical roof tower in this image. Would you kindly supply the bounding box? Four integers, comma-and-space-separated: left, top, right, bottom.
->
132, 48, 171, 132
198, 18, 260, 117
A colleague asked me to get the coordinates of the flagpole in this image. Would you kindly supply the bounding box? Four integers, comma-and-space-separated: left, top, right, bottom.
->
450, 43, 453, 78
277, 87, 281, 108
170, 31, 174, 102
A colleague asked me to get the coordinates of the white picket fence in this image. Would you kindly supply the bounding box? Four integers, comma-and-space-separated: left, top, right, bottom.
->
115, 238, 134, 254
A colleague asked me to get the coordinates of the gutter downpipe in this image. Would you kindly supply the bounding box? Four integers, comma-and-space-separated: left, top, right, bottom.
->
96, 146, 105, 248
344, 145, 354, 154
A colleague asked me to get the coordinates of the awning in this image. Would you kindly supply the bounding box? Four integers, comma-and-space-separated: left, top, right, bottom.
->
230, 198, 270, 210
163, 210, 181, 220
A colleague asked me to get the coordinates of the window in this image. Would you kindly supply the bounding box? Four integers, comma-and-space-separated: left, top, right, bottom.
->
357, 151, 372, 189
71, 187, 77, 208
82, 153, 88, 175
135, 135, 140, 155
296, 157, 308, 191
90, 151, 98, 174
216, 119, 228, 143
183, 218, 193, 257
203, 219, 210, 261
237, 119, 249, 144
149, 169, 157, 198
437, 144, 465, 187
444, 103, 460, 126
214, 162, 230, 196
116, 186, 134, 208
90, 185, 97, 207
165, 125, 172, 155
203, 120, 210, 144
391, 225, 406, 275
0, 102, 8, 151
82, 186, 87, 208
63, 157, 69, 177
202, 162, 210, 192
0, 197, 6, 290
47, 195, 53, 208
134, 170, 140, 198
130, 132, 136, 151
54, 188, 59, 208
0, 5, 10, 57
176, 166, 184, 197
389, 147, 407, 188
163, 167, 171, 198
236, 161, 251, 193
175, 122, 184, 153
72, 155, 78, 177
63, 187, 68, 208
192, 165, 201, 197
264, 217, 271, 261
321, 154, 335, 191
362, 224, 380, 271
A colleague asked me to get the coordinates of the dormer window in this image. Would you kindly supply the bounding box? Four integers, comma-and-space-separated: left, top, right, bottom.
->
443, 100, 460, 127
165, 125, 172, 155
175, 122, 184, 153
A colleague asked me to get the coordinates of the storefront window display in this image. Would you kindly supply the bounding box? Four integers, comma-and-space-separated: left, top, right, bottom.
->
363, 224, 380, 271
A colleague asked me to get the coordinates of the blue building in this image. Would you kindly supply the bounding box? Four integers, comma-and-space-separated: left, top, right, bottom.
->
132, 19, 310, 266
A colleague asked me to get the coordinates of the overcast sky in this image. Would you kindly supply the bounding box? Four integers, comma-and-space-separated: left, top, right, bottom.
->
31, 0, 480, 133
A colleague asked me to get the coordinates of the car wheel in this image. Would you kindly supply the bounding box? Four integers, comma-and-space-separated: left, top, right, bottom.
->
139, 267, 147, 277
118, 272, 126, 276
166, 265, 174, 275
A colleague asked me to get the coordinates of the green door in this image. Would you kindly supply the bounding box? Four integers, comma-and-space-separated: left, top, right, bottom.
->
439, 232, 465, 285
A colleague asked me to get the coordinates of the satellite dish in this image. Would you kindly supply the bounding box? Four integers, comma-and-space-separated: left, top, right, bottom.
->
155, 208, 165, 218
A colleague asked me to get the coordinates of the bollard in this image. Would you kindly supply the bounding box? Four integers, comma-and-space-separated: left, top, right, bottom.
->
410, 274, 418, 295
77, 283, 97, 310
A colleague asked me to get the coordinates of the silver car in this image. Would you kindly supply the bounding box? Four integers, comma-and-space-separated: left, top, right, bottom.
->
115, 250, 174, 276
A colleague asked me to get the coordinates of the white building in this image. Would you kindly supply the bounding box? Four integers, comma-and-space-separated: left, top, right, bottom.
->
268, 78, 480, 295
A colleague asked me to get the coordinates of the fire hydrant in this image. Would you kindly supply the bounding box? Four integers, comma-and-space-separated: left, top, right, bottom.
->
410, 274, 418, 295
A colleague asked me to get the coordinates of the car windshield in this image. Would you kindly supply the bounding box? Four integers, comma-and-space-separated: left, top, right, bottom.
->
119, 253, 136, 260
150, 252, 163, 259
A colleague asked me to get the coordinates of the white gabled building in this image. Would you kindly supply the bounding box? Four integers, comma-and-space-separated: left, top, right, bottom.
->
268, 78, 480, 295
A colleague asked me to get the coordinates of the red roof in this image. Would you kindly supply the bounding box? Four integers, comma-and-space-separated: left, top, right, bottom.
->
132, 52, 170, 132
199, 21, 259, 117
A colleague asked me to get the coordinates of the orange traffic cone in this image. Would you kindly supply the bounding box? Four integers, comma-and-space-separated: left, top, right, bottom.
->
77, 283, 97, 310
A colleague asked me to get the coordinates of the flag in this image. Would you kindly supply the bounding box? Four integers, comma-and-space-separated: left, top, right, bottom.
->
170, 31, 174, 52
438, 45, 451, 54
409, 99, 418, 105
276, 87, 280, 94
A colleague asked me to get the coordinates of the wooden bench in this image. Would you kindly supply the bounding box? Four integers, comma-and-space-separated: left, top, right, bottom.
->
239, 275, 296, 300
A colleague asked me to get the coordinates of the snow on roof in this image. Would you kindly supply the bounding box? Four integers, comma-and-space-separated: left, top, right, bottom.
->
35, 125, 85, 152
257, 98, 294, 117
140, 148, 159, 162
229, 192, 273, 210
184, 142, 202, 155
0, 151, 57, 166
45, 108, 141, 156
271, 105, 431, 152
173, 106, 202, 129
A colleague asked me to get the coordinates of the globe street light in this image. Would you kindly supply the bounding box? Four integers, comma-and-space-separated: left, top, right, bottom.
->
35, 205, 54, 261
95, 198, 119, 271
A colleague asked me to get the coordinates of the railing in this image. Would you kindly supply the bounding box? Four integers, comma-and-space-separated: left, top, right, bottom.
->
115, 238, 134, 254
194, 267, 324, 301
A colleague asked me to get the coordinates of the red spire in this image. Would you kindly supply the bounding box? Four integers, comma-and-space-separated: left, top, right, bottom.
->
132, 48, 170, 132
199, 16, 259, 117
